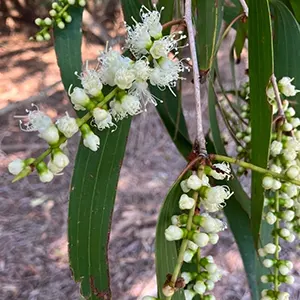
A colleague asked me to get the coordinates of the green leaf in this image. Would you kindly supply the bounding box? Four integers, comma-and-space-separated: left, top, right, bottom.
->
195, 0, 225, 73
248, 0, 273, 247
233, 19, 248, 61
156, 171, 191, 300
289, 0, 300, 21
272, 0, 300, 114
68, 120, 131, 300
158, 0, 175, 24
207, 78, 251, 216
223, 0, 241, 29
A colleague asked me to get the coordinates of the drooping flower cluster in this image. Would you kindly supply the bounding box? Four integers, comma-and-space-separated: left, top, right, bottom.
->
8, 6, 189, 183
150, 164, 233, 299
258, 80, 300, 300
33, 0, 86, 41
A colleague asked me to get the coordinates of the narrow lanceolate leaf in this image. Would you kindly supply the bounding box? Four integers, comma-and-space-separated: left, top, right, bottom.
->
223, 0, 241, 29
233, 18, 248, 61
272, 0, 300, 114
53, 2, 140, 299
248, 0, 273, 247
195, 0, 224, 76
156, 171, 191, 300
289, 0, 300, 21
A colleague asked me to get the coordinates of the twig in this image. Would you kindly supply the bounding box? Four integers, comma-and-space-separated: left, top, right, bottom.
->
239, 0, 249, 17
185, 0, 206, 154
162, 18, 185, 31
270, 74, 285, 120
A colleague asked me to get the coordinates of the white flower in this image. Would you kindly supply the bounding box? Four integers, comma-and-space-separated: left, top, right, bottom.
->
263, 259, 274, 268
264, 243, 276, 254
270, 164, 282, 173
18, 104, 52, 133
69, 87, 91, 111
98, 48, 132, 86
179, 194, 195, 210
278, 292, 290, 300
193, 281, 206, 295
202, 186, 233, 212
121, 95, 142, 116
266, 86, 275, 99
180, 179, 191, 193
205, 280, 214, 291
270, 140, 283, 156
284, 184, 298, 197
8, 159, 25, 175
165, 225, 184, 241
76, 62, 103, 97
286, 137, 300, 151
209, 162, 231, 180
187, 241, 198, 251
192, 232, 209, 247
184, 289, 196, 300
181, 272, 193, 284
114, 67, 136, 90
83, 132, 100, 152
186, 175, 202, 190
265, 212, 277, 225
56, 113, 79, 138
133, 59, 151, 82
125, 22, 152, 58
47, 160, 63, 174
140, 6, 163, 39
39, 125, 60, 145
278, 77, 300, 97
200, 213, 226, 233
109, 100, 127, 121
92, 108, 115, 131
208, 233, 219, 245
52, 150, 69, 169
262, 176, 274, 189
183, 249, 195, 262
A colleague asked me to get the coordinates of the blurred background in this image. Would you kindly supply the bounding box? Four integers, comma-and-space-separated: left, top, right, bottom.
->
0, 1, 299, 299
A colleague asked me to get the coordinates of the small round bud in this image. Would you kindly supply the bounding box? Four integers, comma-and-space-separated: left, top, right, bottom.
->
246, 127, 252, 134
287, 107, 296, 117
181, 272, 193, 284
193, 281, 206, 295
262, 176, 274, 190
82, 130, 100, 152
57, 21, 65, 29
286, 233, 295, 243
49, 9, 57, 17
68, 0, 76, 4
286, 260, 293, 269
171, 215, 179, 226
285, 275, 295, 284
279, 228, 290, 238
205, 280, 214, 291
52, 2, 59, 9
291, 117, 300, 128
183, 290, 196, 300
165, 225, 184, 241
258, 248, 266, 257
179, 194, 195, 210
272, 179, 282, 190
260, 275, 269, 283
264, 243, 276, 254
65, 15, 72, 23
35, 18, 42, 26
281, 210, 295, 222
52, 150, 69, 169
187, 174, 202, 190
237, 145, 243, 153
241, 112, 248, 119
183, 249, 195, 263
208, 233, 219, 245
286, 165, 300, 179
36, 35, 44, 42
36, 162, 54, 183
79, 0, 86, 6
8, 159, 25, 175
43, 33, 51, 41
243, 135, 251, 143
193, 232, 209, 247
236, 132, 243, 139
279, 265, 290, 275
266, 212, 277, 225
44, 17, 52, 26
278, 292, 290, 300
263, 259, 274, 268
282, 122, 293, 132
206, 263, 217, 273
39, 125, 60, 145
180, 179, 190, 193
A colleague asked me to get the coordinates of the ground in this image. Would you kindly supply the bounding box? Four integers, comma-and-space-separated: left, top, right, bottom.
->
0, 14, 299, 300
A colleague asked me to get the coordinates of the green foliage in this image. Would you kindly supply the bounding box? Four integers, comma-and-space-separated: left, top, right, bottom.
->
248, 0, 273, 247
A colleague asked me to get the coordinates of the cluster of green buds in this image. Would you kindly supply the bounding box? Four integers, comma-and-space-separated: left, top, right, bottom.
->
142, 163, 233, 299
8, 5, 190, 183
32, 0, 86, 41
259, 78, 300, 300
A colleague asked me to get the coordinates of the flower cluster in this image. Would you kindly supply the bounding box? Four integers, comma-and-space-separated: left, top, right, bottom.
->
158, 164, 232, 299
33, 0, 86, 41
8, 6, 188, 183
259, 82, 300, 299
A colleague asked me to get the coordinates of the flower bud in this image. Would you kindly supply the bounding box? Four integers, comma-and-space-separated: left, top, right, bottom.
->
69, 87, 91, 111
183, 249, 195, 263
272, 179, 281, 190
279, 228, 290, 238
193, 281, 206, 295
258, 248, 266, 257
279, 265, 290, 275
35, 18, 42, 26
291, 117, 300, 128
186, 174, 202, 190
44, 17, 52, 26
57, 21, 65, 29
278, 77, 300, 97
278, 292, 290, 300
48, 160, 63, 174
206, 263, 217, 273
36, 161, 54, 183
286, 165, 300, 179
192, 232, 209, 247
49, 9, 57, 17
281, 210, 295, 222
68, 0, 76, 4
184, 290, 196, 300
36, 35, 44, 42
181, 272, 193, 284
79, 0, 86, 7
262, 176, 274, 189
263, 259, 274, 268
165, 225, 184, 241
265, 212, 277, 225
200, 213, 226, 233
52, 150, 69, 169
83, 132, 100, 152
264, 243, 277, 254
43, 33, 51, 41
286, 233, 295, 243
39, 125, 60, 145
260, 275, 269, 283
243, 135, 251, 143
270, 140, 283, 156
180, 179, 190, 193
8, 159, 25, 175
205, 280, 215, 291
65, 15, 72, 23
179, 194, 195, 210
282, 122, 293, 132
209, 233, 219, 245
284, 275, 295, 284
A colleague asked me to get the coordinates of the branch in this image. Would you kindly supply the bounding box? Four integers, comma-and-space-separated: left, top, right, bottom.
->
185, 0, 207, 154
